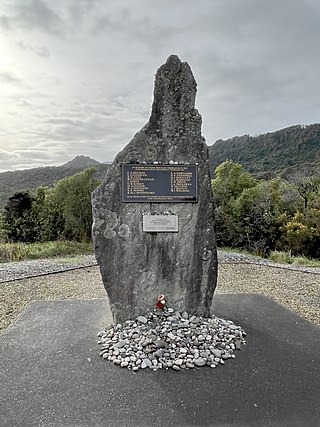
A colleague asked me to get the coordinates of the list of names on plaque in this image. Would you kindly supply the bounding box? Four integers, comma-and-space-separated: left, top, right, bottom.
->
127, 170, 155, 195
170, 171, 193, 193
122, 164, 198, 203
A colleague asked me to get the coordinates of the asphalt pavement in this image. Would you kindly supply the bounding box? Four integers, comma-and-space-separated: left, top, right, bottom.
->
1, 294, 319, 427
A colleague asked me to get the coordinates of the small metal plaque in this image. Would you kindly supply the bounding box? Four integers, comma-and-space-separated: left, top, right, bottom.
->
122, 164, 198, 203
143, 215, 179, 232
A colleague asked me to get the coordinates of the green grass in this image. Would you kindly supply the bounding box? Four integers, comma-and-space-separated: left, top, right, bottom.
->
0, 241, 93, 263
219, 247, 320, 267
2, 241, 319, 268
269, 251, 320, 267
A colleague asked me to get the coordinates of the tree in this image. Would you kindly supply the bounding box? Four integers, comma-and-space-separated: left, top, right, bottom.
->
285, 171, 320, 210
212, 159, 257, 204
278, 182, 320, 258
233, 179, 288, 255
52, 167, 100, 241
211, 161, 304, 256
2, 168, 101, 243
280, 212, 320, 258
0, 212, 6, 242
3, 192, 35, 242
212, 160, 257, 246
31, 186, 64, 241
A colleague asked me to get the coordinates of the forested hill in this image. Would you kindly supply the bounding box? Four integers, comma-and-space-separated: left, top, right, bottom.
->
0, 155, 109, 209
209, 123, 320, 177
3, 123, 320, 209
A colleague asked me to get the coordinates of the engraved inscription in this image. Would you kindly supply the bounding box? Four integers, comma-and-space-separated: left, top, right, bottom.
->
171, 171, 193, 193
143, 215, 179, 232
127, 170, 155, 195
122, 164, 198, 203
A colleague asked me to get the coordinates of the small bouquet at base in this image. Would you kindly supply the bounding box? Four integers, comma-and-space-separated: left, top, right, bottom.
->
156, 293, 167, 311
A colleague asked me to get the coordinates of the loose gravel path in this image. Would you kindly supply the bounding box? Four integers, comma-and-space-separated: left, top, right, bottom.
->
0, 251, 319, 334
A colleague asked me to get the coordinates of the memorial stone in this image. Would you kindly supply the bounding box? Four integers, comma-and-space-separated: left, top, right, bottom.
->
92, 55, 218, 323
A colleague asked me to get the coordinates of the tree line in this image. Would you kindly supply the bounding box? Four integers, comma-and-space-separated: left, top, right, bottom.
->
0, 161, 319, 260
212, 160, 320, 259
0, 167, 99, 243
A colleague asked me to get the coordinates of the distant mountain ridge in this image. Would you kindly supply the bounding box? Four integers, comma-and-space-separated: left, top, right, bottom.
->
61, 155, 101, 169
2, 123, 320, 210
209, 123, 320, 178
0, 155, 109, 209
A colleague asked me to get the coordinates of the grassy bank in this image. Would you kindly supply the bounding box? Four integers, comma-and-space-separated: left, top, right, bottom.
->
0, 241, 93, 263
1, 241, 319, 268
219, 247, 320, 268
268, 251, 320, 268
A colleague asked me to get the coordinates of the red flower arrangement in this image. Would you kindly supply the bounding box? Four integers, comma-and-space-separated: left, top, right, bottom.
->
156, 293, 166, 310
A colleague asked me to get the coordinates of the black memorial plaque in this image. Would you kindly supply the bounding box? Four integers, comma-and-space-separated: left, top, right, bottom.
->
122, 164, 198, 203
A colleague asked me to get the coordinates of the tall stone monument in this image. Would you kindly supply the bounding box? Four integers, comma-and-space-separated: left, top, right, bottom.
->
92, 55, 218, 323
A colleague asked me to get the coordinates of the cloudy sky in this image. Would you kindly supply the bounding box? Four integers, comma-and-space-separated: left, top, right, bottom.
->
0, 0, 319, 171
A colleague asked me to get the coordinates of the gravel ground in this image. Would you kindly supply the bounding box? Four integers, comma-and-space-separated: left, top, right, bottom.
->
0, 254, 98, 283
0, 251, 319, 334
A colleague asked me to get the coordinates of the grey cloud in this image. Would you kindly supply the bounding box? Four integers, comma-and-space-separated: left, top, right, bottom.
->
91, 12, 123, 34
185, 0, 320, 138
16, 97, 34, 108
0, 71, 24, 85
2, 0, 65, 35
0, 149, 16, 161
15, 97, 146, 165
1, 0, 320, 171
0, 15, 10, 29
190, 0, 320, 67
14, 149, 51, 162
44, 118, 85, 127
0, 142, 90, 171
91, 6, 184, 49
92, 110, 113, 118
24, 97, 145, 151
0, 150, 19, 172
37, 117, 137, 143
68, 0, 102, 24
17, 41, 50, 58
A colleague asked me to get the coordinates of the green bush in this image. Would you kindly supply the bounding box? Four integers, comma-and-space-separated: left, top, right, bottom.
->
280, 212, 320, 258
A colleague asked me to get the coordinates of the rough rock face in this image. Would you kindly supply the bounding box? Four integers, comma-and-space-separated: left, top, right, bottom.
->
92, 55, 218, 323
